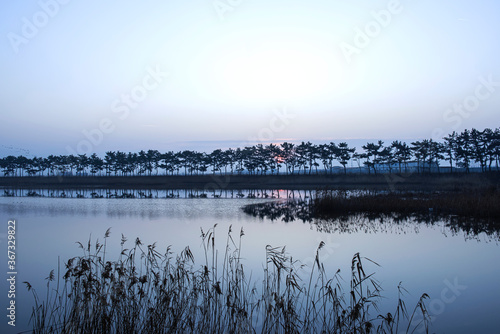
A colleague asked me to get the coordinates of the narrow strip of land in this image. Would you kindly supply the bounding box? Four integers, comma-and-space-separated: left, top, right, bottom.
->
0, 173, 498, 191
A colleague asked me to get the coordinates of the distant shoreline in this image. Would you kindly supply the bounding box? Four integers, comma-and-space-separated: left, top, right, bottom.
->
1, 173, 498, 191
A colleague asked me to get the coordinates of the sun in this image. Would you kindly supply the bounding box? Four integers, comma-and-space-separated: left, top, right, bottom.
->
220, 45, 341, 104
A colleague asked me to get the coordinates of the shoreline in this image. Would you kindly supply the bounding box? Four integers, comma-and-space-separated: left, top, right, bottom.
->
1, 172, 499, 191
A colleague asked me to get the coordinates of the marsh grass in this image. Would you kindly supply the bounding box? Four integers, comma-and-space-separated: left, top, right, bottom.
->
243, 188, 500, 239
313, 187, 500, 222
25, 227, 430, 333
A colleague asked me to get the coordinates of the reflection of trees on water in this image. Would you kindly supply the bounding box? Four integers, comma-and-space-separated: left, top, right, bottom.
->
2, 188, 315, 200
243, 200, 500, 241
243, 200, 314, 223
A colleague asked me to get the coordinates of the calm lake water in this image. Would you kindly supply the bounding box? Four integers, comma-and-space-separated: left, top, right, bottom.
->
1, 191, 499, 333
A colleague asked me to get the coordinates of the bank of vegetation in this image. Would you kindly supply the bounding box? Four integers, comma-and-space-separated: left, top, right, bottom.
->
25, 227, 431, 333
1, 172, 498, 191
313, 187, 500, 222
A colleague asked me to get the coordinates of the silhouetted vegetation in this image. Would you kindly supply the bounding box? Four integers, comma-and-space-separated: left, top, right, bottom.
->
243, 188, 500, 239
25, 228, 431, 333
313, 188, 500, 221
2, 127, 499, 177
2, 188, 301, 199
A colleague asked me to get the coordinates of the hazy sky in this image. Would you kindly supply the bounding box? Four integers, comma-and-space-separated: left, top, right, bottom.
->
1, 0, 499, 156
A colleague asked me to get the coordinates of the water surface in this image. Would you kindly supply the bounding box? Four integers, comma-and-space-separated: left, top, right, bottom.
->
1, 194, 499, 333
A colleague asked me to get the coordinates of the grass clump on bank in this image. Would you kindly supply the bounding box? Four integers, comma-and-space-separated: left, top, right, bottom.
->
313, 187, 500, 222
25, 227, 431, 333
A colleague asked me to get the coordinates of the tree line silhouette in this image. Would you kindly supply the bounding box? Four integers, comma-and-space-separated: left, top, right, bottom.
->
1, 127, 498, 177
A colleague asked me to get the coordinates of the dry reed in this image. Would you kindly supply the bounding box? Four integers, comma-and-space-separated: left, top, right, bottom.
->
25, 227, 431, 333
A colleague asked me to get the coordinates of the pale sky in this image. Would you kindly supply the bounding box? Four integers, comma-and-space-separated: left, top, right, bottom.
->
1, 0, 499, 156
